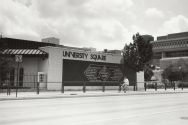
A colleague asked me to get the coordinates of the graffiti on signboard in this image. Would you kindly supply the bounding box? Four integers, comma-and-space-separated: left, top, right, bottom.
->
84, 64, 123, 82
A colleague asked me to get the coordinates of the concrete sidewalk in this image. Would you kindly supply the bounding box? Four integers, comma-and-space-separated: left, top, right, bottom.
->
1, 89, 188, 101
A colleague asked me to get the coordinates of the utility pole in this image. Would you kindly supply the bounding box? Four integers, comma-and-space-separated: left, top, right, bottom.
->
15, 55, 23, 97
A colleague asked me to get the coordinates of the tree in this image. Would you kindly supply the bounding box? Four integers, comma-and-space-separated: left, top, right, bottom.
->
162, 65, 178, 82
162, 59, 188, 82
0, 41, 12, 85
123, 33, 153, 72
144, 64, 154, 81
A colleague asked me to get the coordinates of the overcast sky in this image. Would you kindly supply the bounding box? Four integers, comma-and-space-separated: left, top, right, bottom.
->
0, 0, 188, 50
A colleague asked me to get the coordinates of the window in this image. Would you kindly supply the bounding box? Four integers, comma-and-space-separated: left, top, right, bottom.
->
153, 52, 162, 59
166, 50, 188, 57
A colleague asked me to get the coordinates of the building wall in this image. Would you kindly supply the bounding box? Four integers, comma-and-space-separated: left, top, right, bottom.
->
11, 57, 40, 88
157, 32, 188, 40
41, 46, 128, 90
7, 46, 139, 91
38, 58, 48, 74
160, 57, 188, 69
41, 47, 63, 90
7, 46, 141, 91
151, 32, 188, 83
23, 58, 38, 74
152, 32, 188, 69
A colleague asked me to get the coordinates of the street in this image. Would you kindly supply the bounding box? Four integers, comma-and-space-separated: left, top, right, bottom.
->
1, 93, 188, 125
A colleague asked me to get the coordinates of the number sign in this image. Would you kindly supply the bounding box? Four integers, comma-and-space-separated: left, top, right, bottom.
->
15, 55, 22, 62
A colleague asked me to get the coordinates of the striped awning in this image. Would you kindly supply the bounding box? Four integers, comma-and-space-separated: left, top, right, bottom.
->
2, 49, 48, 57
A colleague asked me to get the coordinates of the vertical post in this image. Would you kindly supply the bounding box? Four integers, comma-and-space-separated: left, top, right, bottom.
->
144, 82, 146, 91
102, 82, 105, 92
6, 80, 10, 95
119, 82, 121, 92
173, 82, 175, 90
164, 70, 167, 91
33, 75, 36, 89
155, 82, 157, 91
6, 80, 8, 95
7, 86, 9, 95
61, 81, 64, 93
165, 82, 167, 90
181, 70, 183, 90
37, 82, 39, 94
15, 55, 22, 97
182, 82, 183, 90
16, 62, 20, 97
83, 82, 86, 93
62, 59, 64, 93
8, 81, 10, 95
179, 66, 183, 90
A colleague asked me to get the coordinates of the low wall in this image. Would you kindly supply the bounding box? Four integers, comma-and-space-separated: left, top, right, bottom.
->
64, 86, 119, 91
64, 86, 134, 91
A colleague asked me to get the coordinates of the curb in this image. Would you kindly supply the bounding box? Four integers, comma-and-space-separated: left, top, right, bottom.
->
1, 91, 188, 101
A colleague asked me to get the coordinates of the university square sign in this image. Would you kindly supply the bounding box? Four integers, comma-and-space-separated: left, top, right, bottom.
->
63, 50, 106, 61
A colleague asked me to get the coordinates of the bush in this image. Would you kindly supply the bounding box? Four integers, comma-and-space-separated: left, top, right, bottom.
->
145, 81, 165, 89
177, 83, 188, 88
146, 83, 155, 89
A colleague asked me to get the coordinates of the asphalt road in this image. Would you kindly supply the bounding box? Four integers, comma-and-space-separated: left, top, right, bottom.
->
1, 93, 188, 125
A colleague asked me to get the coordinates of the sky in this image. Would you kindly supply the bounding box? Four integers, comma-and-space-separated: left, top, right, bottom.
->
0, 0, 188, 51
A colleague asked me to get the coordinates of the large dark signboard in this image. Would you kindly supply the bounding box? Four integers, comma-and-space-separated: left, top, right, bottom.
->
63, 59, 123, 86
84, 64, 123, 82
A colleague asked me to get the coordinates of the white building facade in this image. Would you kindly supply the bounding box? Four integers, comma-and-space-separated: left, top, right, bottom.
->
1, 37, 145, 91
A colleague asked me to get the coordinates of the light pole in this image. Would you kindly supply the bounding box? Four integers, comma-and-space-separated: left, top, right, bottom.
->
15, 55, 22, 97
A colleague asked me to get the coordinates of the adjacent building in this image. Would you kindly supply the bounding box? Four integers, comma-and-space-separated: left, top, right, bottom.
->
151, 31, 188, 82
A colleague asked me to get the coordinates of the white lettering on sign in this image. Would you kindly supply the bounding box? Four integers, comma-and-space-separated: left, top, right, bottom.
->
63, 51, 88, 59
63, 50, 106, 61
84, 64, 123, 82
90, 54, 106, 61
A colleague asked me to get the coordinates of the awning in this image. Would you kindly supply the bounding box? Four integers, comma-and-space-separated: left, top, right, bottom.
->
2, 49, 48, 57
